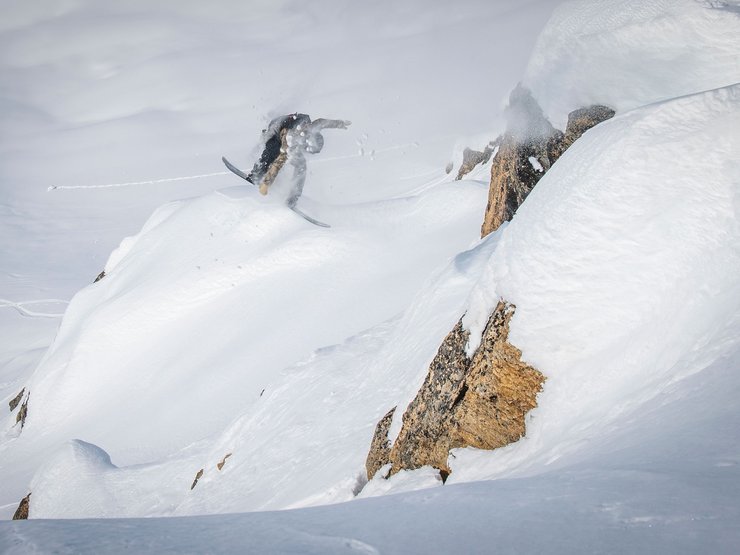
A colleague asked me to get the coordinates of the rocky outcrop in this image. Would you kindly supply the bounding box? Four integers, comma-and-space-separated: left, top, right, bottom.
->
12, 493, 30, 520
455, 140, 500, 181
190, 468, 204, 490
365, 407, 396, 480
364, 90, 612, 483
217, 453, 232, 471
553, 105, 617, 160
16, 392, 29, 429
8, 388, 24, 412
367, 302, 545, 479
481, 86, 614, 237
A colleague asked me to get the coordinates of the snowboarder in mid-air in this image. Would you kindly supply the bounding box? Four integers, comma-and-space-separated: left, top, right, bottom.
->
222, 113, 350, 226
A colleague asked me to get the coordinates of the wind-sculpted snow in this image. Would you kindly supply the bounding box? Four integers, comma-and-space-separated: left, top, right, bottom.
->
524, 0, 740, 127
2, 180, 487, 509
454, 83, 740, 480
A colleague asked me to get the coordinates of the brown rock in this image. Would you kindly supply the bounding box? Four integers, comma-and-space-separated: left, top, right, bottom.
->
16, 392, 29, 429
190, 468, 204, 490
449, 302, 545, 455
387, 320, 472, 474
217, 453, 232, 471
481, 86, 614, 237
12, 493, 30, 520
365, 407, 396, 480
381, 301, 544, 476
455, 140, 499, 181
8, 388, 24, 412
555, 105, 616, 159
480, 86, 562, 238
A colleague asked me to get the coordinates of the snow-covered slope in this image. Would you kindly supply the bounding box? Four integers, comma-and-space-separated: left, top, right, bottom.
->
1, 0, 740, 552
8, 180, 488, 518
523, 0, 740, 127
0, 0, 558, 519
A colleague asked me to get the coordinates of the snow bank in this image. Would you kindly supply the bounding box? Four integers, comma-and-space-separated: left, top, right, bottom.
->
524, 0, 740, 127
6, 179, 487, 517
455, 83, 740, 479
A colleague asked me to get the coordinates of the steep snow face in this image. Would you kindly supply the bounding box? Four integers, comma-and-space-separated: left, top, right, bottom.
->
523, 0, 740, 127
0, 0, 561, 517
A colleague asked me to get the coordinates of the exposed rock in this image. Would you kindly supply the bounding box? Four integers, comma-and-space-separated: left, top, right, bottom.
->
455, 140, 500, 181
373, 301, 545, 477
16, 392, 29, 429
481, 86, 614, 237
190, 468, 204, 490
555, 105, 617, 159
217, 453, 232, 471
12, 493, 30, 520
8, 388, 24, 412
387, 321, 472, 474
480, 86, 562, 237
447, 303, 545, 457
365, 407, 396, 480
93, 270, 106, 283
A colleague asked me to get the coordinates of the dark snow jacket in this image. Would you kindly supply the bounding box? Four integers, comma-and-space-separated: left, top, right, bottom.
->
248, 113, 311, 184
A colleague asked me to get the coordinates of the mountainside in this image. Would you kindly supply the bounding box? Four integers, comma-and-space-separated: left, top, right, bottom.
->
2, 0, 740, 552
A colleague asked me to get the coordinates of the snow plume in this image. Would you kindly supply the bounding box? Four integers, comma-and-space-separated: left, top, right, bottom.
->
503, 84, 555, 142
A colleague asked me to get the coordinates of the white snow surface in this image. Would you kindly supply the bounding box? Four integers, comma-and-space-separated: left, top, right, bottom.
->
1, 0, 740, 553
524, 0, 740, 128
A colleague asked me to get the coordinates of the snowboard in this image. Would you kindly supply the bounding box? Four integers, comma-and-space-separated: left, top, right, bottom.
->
222, 156, 331, 228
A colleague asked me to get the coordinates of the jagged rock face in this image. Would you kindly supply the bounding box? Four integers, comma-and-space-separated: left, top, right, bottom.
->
365, 407, 396, 479
389, 319, 473, 475
480, 86, 562, 237
481, 86, 614, 237
190, 468, 204, 490
365, 92, 613, 481
455, 140, 499, 181
13, 493, 30, 520
16, 392, 29, 429
8, 388, 24, 412
551, 105, 617, 161
369, 302, 545, 478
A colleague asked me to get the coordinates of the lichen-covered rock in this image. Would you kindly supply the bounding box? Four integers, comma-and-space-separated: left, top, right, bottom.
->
365, 407, 396, 480
387, 321, 472, 475
481, 86, 614, 237
13, 493, 30, 520
376, 301, 545, 477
